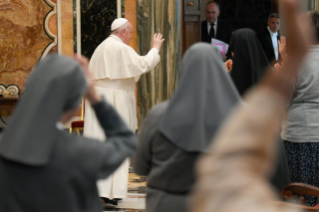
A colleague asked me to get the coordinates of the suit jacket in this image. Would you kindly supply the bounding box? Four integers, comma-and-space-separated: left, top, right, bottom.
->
201, 20, 232, 44
257, 28, 281, 66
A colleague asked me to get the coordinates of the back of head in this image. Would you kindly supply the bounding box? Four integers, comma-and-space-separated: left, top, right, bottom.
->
159, 43, 241, 152
0, 54, 88, 166
229, 29, 269, 96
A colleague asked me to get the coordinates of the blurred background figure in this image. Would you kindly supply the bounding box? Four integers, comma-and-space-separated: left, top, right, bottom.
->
281, 10, 319, 207
201, 1, 232, 60
229, 29, 269, 96
257, 13, 282, 66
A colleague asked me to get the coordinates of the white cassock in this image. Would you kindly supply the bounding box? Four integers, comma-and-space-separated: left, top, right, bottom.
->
84, 34, 160, 199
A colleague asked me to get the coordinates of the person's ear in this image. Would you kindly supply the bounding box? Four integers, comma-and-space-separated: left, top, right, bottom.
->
122, 28, 126, 36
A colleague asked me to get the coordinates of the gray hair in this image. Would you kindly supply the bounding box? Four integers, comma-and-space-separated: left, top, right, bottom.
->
268, 13, 281, 20
206, 1, 220, 11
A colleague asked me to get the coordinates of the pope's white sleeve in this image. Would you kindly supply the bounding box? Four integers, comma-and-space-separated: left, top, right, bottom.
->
127, 47, 161, 76
133, 49, 157, 81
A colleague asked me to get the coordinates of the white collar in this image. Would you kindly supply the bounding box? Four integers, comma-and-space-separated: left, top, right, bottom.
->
207, 20, 218, 26
267, 26, 278, 37
110, 35, 124, 43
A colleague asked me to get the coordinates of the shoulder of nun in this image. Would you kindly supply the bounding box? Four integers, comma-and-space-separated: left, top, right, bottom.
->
139, 101, 169, 135
142, 101, 169, 127
149, 101, 169, 117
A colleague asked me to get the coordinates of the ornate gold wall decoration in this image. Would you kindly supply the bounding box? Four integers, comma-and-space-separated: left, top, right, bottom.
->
0, 0, 57, 92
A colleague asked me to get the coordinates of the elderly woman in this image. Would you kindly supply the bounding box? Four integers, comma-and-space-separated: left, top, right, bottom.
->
281, 11, 319, 206
0, 54, 136, 212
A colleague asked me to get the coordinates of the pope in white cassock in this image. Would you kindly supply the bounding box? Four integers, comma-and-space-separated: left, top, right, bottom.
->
83, 18, 164, 203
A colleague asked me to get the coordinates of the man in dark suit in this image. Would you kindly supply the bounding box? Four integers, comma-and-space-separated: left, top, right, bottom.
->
257, 13, 281, 66
201, 1, 232, 60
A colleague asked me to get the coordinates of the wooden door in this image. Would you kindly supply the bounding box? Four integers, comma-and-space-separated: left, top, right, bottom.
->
182, 0, 202, 55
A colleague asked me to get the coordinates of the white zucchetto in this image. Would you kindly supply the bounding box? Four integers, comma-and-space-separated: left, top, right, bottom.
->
111, 18, 128, 31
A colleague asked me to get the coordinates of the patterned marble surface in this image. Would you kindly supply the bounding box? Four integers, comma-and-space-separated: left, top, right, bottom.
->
0, 0, 53, 92
62, 0, 74, 56
81, 0, 117, 59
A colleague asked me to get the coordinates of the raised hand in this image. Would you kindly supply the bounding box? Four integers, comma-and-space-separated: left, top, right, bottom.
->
152, 33, 165, 51
278, 36, 288, 61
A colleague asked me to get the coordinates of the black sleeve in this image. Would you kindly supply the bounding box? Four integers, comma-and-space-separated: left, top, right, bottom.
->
92, 99, 137, 179
226, 22, 233, 60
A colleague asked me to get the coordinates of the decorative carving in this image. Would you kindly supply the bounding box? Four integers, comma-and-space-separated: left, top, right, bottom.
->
0, 84, 19, 97
0, 85, 6, 95
0, 0, 56, 92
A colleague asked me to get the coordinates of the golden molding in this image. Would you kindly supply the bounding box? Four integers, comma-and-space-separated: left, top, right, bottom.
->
41, 0, 58, 59
316, 0, 319, 11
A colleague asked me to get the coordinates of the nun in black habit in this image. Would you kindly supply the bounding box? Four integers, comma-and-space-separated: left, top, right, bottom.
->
229, 29, 269, 96
133, 43, 242, 212
229, 28, 291, 196
0, 54, 136, 212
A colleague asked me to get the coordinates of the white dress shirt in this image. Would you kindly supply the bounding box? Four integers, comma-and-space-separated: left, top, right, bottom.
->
267, 26, 279, 60
207, 20, 218, 38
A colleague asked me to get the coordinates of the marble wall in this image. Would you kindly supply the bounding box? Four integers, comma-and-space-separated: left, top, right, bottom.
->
136, 0, 182, 127
81, 0, 117, 59
0, 0, 54, 92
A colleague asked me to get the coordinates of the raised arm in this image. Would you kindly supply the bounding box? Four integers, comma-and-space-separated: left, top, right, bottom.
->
124, 33, 165, 78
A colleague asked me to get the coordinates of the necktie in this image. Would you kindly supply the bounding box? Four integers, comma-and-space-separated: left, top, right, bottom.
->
209, 23, 215, 39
